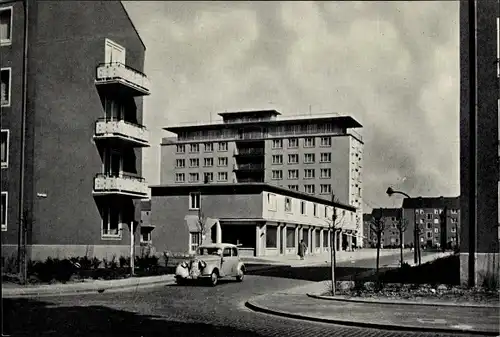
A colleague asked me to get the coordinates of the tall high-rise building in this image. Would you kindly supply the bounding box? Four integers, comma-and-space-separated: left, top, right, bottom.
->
459, 0, 500, 286
1, 0, 150, 260
160, 110, 364, 243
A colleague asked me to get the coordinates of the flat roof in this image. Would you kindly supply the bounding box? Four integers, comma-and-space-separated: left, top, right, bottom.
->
218, 109, 281, 118
402, 196, 460, 209
164, 115, 362, 133
150, 183, 356, 211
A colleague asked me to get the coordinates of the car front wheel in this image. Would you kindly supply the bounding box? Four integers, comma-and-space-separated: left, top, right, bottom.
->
209, 271, 218, 286
236, 268, 244, 282
175, 277, 186, 285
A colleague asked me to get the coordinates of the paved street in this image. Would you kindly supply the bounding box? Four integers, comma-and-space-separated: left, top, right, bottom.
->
3, 253, 484, 337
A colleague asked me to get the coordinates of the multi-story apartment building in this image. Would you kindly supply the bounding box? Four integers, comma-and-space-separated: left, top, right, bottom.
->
459, 0, 499, 286
160, 109, 364, 246
364, 208, 403, 248
150, 182, 357, 257
1, 1, 150, 261
402, 197, 460, 249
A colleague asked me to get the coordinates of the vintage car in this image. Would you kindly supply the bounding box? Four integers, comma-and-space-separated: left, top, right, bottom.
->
175, 243, 246, 286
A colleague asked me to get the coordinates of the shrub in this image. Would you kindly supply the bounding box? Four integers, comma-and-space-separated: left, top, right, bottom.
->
119, 256, 130, 268
108, 255, 118, 270
78, 256, 93, 270
135, 255, 159, 274
2, 255, 18, 274
481, 270, 499, 291
91, 257, 101, 269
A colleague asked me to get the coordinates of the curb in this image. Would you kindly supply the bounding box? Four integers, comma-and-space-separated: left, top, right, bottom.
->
2, 277, 176, 298
306, 293, 500, 309
244, 299, 499, 336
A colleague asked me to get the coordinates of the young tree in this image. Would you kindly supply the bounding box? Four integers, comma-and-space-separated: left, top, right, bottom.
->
396, 217, 409, 267
326, 193, 346, 296
370, 211, 386, 276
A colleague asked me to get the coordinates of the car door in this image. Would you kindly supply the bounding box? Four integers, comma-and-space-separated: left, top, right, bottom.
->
221, 248, 233, 276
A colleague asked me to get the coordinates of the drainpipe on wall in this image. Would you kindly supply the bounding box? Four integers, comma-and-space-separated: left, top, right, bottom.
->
17, 0, 29, 284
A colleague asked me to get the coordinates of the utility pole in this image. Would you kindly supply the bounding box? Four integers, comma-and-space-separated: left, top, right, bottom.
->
330, 192, 337, 296
130, 221, 135, 276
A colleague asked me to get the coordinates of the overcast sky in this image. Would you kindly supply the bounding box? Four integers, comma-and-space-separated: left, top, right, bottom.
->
123, 1, 460, 211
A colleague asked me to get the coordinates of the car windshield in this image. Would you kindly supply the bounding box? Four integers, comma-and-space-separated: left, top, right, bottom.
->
196, 247, 222, 256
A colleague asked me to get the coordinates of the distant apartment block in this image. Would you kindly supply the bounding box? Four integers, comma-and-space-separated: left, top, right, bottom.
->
364, 208, 403, 248
160, 109, 364, 244
1, 1, 150, 260
402, 197, 460, 249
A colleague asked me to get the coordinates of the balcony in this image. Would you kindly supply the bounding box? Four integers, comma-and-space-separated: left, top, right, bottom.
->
94, 119, 150, 147
233, 163, 264, 171
95, 62, 150, 96
93, 173, 149, 198
234, 148, 264, 156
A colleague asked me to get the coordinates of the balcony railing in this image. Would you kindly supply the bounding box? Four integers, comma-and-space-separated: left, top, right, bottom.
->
233, 163, 264, 171
94, 118, 150, 147
95, 62, 150, 96
93, 173, 148, 197
234, 148, 265, 156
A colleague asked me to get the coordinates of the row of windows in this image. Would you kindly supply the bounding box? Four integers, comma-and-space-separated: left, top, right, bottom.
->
176, 157, 229, 168
177, 142, 228, 153
272, 168, 332, 180
267, 192, 348, 220
271, 137, 332, 149
272, 153, 333, 164
0, 6, 13, 106
175, 172, 228, 183
413, 208, 459, 215
285, 184, 332, 194
266, 226, 331, 249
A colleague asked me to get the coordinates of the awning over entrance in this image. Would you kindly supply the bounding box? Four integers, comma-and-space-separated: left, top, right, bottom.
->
184, 215, 200, 232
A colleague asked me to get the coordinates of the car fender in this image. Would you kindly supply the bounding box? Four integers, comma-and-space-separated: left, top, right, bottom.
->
202, 263, 218, 275
237, 262, 246, 273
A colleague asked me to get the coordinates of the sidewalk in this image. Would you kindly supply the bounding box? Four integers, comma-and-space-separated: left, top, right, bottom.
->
246, 282, 500, 335
2, 274, 176, 298
243, 248, 401, 267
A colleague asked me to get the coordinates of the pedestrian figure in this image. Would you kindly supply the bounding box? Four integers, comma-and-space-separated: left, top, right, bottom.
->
298, 240, 307, 260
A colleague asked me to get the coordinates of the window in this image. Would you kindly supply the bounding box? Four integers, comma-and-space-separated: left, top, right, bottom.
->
189, 158, 199, 167
272, 139, 283, 149
451, 227, 456, 233
426, 213, 433, 220
434, 228, 439, 233
140, 230, 152, 244
1, 191, 6, 231
288, 154, 299, 164
272, 154, 283, 164
189, 192, 201, 209
320, 137, 331, 147
190, 144, 199, 153
313, 204, 317, 217
267, 193, 277, 211
304, 184, 315, 194
284, 198, 292, 212
0, 7, 12, 45
426, 232, 432, 239
300, 201, 306, 215
1, 130, 8, 168
320, 168, 331, 178
288, 138, 299, 148
204, 143, 214, 152
434, 218, 439, 224
286, 227, 295, 248
272, 170, 283, 180
175, 159, 185, 168
323, 230, 329, 247
304, 137, 315, 148
175, 173, 185, 182
450, 209, 458, 214
232, 247, 238, 256
204, 158, 213, 167
320, 153, 331, 163
304, 169, 315, 179
217, 172, 228, 181
190, 232, 200, 252
218, 142, 228, 151
288, 185, 298, 191
1, 68, 11, 107
204, 172, 213, 182
324, 206, 329, 218
426, 223, 432, 229
266, 226, 278, 248
189, 173, 199, 182
176, 144, 185, 153
101, 206, 121, 238
218, 157, 228, 166
434, 209, 440, 215
320, 184, 331, 194
288, 169, 299, 180
105, 38, 125, 64
304, 153, 315, 163
223, 247, 232, 257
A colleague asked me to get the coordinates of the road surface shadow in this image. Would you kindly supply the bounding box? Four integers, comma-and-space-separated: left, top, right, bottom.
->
247, 266, 374, 282
3, 298, 265, 337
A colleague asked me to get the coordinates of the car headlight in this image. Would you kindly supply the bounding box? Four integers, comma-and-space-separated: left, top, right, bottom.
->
180, 261, 188, 268
199, 260, 207, 269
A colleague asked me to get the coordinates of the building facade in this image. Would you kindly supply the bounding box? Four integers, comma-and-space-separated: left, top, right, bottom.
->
150, 183, 357, 257
160, 109, 364, 245
364, 208, 404, 248
459, 0, 500, 286
402, 197, 460, 250
1, 0, 150, 260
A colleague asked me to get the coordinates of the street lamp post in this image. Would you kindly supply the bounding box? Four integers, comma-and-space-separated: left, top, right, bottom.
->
386, 187, 418, 264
